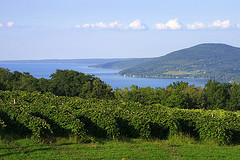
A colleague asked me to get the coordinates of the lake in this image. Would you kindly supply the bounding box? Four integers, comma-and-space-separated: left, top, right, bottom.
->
0, 60, 210, 89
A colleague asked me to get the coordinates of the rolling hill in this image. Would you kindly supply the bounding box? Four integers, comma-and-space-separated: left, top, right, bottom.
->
94, 43, 240, 81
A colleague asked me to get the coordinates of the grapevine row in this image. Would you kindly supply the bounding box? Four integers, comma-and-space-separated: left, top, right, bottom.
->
1, 90, 240, 144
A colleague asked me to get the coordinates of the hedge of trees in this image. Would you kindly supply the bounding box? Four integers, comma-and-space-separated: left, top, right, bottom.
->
0, 68, 113, 99
0, 67, 240, 111
115, 81, 240, 111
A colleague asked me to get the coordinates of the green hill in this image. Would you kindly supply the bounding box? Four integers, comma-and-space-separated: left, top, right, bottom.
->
89, 58, 154, 69
115, 43, 240, 81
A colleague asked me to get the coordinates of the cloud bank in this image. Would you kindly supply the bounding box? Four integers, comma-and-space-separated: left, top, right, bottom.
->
1, 19, 237, 31
7, 22, 14, 27
186, 22, 206, 30
209, 20, 231, 29
75, 19, 237, 31
75, 19, 147, 31
155, 18, 181, 30
155, 19, 233, 30
0, 22, 14, 28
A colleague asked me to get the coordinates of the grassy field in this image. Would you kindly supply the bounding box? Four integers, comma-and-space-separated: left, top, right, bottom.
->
1, 136, 240, 160
163, 71, 192, 76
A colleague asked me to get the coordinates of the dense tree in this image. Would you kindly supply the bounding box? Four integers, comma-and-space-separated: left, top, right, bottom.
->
204, 80, 231, 110
49, 69, 113, 99
227, 83, 240, 110
165, 82, 189, 108
0, 68, 114, 99
37, 78, 50, 93
1, 67, 240, 110
0, 68, 12, 90
183, 85, 205, 109
114, 87, 129, 101
82, 78, 113, 99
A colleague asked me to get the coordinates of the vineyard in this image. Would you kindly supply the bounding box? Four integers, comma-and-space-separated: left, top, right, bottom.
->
1, 90, 240, 145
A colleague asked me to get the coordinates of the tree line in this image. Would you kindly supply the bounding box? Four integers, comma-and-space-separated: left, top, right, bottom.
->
0, 67, 239, 111
0, 68, 113, 99
115, 81, 240, 111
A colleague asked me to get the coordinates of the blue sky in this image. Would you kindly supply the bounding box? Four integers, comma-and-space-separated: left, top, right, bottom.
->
0, 0, 240, 60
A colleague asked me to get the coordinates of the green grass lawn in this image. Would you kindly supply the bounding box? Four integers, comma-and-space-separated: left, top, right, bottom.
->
1, 137, 240, 160
163, 71, 192, 76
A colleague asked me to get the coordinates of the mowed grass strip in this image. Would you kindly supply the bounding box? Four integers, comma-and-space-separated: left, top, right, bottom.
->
0, 138, 168, 160
163, 71, 192, 75
1, 138, 240, 160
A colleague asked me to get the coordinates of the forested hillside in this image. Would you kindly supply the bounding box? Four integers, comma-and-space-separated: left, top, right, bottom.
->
90, 58, 153, 69
92, 43, 240, 81
120, 43, 240, 80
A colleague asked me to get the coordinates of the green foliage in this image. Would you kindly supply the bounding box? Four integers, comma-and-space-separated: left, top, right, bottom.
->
1, 90, 240, 145
165, 82, 189, 108
113, 43, 240, 81
48, 69, 114, 99
0, 103, 52, 139
1, 67, 239, 111
0, 68, 114, 100
91, 58, 153, 69
204, 80, 232, 110
227, 83, 240, 110
0, 119, 6, 129
1, 67, 240, 145
114, 80, 240, 111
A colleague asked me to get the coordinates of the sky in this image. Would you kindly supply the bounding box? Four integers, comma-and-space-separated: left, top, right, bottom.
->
0, 0, 240, 60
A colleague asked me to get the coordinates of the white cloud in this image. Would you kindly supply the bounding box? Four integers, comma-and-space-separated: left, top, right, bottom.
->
7, 22, 14, 27
186, 22, 206, 30
75, 19, 147, 31
155, 18, 181, 30
75, 24, 81, 28
0, 23, 3, 27
109, 21, 123, 28
81, 24, 91, 28
128, 19, 147, 30
209, 20, 231, 29
76, 21, 119, 29
94, 22, 108, 29
75, 19, 238, 31
166, 19, 181, 29
155, 23, 167, 30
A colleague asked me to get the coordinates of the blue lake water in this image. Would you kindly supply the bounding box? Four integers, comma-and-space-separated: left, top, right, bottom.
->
0, 62, 210, 89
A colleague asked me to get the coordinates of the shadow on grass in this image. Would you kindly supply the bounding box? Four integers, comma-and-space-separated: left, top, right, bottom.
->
116, 137, 139, 144
0, 147, 51, 157
0, 147, 13, 150
54, 143, 74, 146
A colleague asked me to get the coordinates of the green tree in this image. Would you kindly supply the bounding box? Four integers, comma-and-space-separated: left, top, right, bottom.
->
49, 70, 91, 96
49, 69, 113, 99
183, 85, 205, 109
165, 81, 189, 108
82, 78, 113, 99
38, 78, 50, 93
227, 83, 240, 110
204, 80, 231, 110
